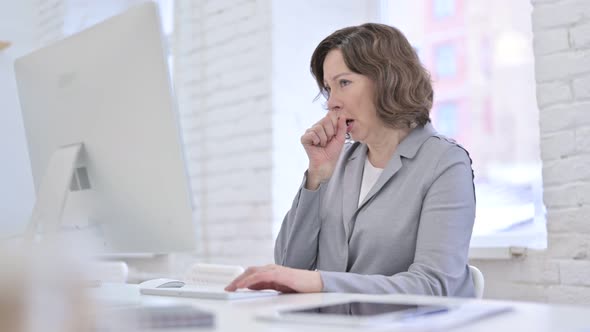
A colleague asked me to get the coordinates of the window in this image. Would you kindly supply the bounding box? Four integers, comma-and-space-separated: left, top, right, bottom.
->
383, 0, 546, 254
434, 102, 458, 137
434, 43, 457, 79
433, 0, 455, 19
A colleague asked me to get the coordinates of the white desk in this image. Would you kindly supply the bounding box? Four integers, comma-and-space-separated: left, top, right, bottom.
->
94, 283, 590, 331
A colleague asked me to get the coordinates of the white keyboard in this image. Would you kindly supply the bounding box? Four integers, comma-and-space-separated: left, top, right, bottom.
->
139, 283, 279, 300
139, 264, 280, 300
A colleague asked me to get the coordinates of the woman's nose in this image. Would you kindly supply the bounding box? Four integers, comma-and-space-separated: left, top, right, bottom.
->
327, 95, 342, 112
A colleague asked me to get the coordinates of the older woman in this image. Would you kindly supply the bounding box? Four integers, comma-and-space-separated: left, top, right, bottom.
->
226, 23, 476, 297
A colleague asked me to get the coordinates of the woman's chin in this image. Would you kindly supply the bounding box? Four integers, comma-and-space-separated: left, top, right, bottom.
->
349, 131, 361, 142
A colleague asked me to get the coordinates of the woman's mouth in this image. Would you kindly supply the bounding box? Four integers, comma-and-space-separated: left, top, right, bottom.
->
346, 119, 354, 132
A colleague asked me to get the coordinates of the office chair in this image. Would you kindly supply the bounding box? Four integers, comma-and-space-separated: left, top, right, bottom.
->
469, 265, 485, 299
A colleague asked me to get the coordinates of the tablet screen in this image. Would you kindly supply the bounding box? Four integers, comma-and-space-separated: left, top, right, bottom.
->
282, 301, 448, 317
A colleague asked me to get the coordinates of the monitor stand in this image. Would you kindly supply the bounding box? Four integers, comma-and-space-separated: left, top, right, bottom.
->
24, 143, 83, 244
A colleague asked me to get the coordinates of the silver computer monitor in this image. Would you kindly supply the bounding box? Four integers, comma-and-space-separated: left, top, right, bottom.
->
14, 2, 195, 253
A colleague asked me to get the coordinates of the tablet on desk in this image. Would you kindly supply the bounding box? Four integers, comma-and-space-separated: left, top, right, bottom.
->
259, 300, 513, 329
260, 301, 450, 327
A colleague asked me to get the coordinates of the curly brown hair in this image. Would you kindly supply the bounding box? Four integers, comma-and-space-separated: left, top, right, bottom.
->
310, 23, 433, 128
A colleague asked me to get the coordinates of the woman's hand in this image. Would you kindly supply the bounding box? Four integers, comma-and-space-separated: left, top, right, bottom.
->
301, 114, 347, 190
224, 264, 323, 293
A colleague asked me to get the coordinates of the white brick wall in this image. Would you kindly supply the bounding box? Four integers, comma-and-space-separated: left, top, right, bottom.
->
573, 75, 590, 99
535, 81, 572, 107
173, 0, 274, 266
471, 0, 590, 305
532, 27, 569, 55
35, 0, 66, 46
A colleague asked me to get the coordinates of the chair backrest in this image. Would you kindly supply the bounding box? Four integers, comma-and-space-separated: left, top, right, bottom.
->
469, 265, 485, 299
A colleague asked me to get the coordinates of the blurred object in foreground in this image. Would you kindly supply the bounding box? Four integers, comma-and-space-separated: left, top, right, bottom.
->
0, 249, 95, 332
0, 40, 10, 50
0, 252, 27, 332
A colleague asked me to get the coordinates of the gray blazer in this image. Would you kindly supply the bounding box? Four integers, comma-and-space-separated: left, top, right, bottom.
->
275, 123, 476, 297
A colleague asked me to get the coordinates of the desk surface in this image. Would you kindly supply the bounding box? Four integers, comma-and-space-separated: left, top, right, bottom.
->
94, 283, 590, 332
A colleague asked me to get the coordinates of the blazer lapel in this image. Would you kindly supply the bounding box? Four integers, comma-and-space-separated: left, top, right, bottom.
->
358, 123, 438, 209
342, 143, 366, 239
358, 154, 402, 209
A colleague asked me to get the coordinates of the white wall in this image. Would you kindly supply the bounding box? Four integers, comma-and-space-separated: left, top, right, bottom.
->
470, 0, 590, 304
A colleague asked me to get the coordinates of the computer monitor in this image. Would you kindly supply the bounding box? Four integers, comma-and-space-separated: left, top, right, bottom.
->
14, 2, 196, 253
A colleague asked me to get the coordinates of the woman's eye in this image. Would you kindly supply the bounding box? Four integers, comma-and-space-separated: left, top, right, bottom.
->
339, 80, 351, 87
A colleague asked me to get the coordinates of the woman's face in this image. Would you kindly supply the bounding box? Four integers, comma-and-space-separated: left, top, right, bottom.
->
323, 49, 384, 144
